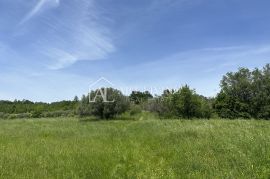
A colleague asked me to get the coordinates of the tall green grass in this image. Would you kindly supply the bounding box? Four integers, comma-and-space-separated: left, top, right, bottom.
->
0, 118, 269, 178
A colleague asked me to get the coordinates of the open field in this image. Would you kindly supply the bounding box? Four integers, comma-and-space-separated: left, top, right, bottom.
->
0, 118, 269, 178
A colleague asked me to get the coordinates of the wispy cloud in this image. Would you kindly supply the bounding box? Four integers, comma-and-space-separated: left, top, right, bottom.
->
42, 48, 77, 70
116, 44, 270, 83
19, 0, 60, 25
13, 0, 116, 70
28, 0, 116, 70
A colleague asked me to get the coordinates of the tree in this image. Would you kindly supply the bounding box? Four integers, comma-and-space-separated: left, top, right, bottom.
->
146, 87, 212, 119
73, 96, 79, 102
172, 85, 201, 119
214, 64, 270, 119
130, 91, 153, 104
146, 89, 176, 118
252, 64, 270, 119
78, 88, 129, 119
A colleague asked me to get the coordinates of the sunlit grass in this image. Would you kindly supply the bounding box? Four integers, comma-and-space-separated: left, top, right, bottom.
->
0, 118, 269, 178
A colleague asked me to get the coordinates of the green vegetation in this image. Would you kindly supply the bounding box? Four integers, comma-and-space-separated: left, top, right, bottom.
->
77, 88, 130, 119
130, 91, 153, 104
1, 64, 270, 120
0, 118, 269, 178
147, 85, 213, 119
0, 100, 78, 119
214, 64, 270, 119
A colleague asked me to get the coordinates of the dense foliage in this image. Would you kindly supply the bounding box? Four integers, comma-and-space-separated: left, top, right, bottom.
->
0, 64, 269, 120
130, 91, 153, 104
0, 99, 78, 119
214, 64, 270, 119
146, 86, 212, 119
77, 88, 129, 119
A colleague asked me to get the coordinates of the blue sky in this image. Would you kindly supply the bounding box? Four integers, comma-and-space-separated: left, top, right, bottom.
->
0, 0, 270, 102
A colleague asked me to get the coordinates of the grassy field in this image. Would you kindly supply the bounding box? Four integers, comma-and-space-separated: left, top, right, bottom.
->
0, 118, 269, 178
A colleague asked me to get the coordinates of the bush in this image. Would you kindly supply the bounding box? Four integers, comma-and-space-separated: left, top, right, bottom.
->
78, 88, 130, 119
7, 114, 17, 120
16, 113, 31, 119
129, 91, 153, 104
3, 113, 32, 120
0, 112, 7, 119
172, 85, 201, 119
31, 111, 42, 118
42, 110, 74, 118
129, 105, 142, 116
146, 86, 213, 119
200, 100, 212, 119
258, 105, 270, 120
146, 98, 174, 118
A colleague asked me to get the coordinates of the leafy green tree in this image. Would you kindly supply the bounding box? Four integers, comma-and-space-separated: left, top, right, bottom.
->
146, 89, 175, 118
214, 64, 270, 119
78, 88, 129, 119
199, 96, 213, 119
172, 85, 201, 119
146, 87, 212, 119
73, 96, 79, 102
130, 91, 153, 104
77, 95, 92, 116
252, 64, 270, 119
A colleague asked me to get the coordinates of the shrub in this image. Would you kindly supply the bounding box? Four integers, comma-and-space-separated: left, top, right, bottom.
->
200, 99, 212, 119
31, 111, 42, 118
129, 105, 142, 116
129, 91, 153, 104
0, 112, 7, 119
146, 98, 174, 118
78, 88, 130, 119
146, 86, 213, 119
16, 113, 31, 119
42, 110, 74, 118
172, 85, 201, 119
3, 113, 31, 120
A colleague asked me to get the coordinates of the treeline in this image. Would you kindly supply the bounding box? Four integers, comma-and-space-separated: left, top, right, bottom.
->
0, 64, 270, 120
0, 99, 79, 119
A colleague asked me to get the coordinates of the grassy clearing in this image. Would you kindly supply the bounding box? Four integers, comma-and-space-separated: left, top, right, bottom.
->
0, 118, 269, 178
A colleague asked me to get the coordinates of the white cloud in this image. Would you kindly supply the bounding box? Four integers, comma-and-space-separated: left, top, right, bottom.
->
43, 48, 77, 70
25, 0, 116, 70
19, 0, 60, 25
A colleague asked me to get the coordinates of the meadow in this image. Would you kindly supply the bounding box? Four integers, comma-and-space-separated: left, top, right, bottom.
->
0, 118, 269, 178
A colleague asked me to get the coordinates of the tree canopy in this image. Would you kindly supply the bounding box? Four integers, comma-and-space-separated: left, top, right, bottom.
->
214, 64, 270, 119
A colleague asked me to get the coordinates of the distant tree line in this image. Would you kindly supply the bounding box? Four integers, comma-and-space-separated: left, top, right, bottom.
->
0, 64, 269, 120
0, 99, 79, 119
